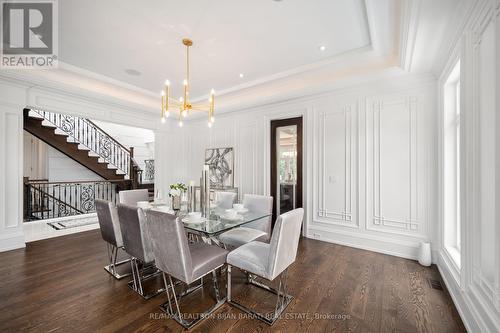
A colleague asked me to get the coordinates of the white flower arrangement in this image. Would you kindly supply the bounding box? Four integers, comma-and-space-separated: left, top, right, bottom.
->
169, 183, 187, 197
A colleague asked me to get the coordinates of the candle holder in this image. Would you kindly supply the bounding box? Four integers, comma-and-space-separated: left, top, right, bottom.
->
187, 182, 196, 213
200, 165, 210, 218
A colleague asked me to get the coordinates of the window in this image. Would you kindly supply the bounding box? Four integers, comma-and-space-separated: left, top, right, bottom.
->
443, 60, 461, 267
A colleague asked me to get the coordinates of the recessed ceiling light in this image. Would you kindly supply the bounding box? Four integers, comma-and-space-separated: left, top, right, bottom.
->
125, 68, 141, 76
319, 45, 326, 51
239, 73, 244, 78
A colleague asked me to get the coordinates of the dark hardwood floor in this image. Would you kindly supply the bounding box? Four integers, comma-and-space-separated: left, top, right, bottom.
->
0, 230, 465, 333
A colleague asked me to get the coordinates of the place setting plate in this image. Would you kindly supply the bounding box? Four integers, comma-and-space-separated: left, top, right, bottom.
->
182, 212, 207, 224
232, 204, 248, 214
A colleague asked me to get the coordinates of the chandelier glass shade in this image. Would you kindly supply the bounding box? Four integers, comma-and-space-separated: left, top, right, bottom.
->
161, 38, 215, 127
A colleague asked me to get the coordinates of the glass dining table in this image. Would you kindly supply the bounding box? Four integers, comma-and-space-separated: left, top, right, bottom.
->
146, 204, 271, 246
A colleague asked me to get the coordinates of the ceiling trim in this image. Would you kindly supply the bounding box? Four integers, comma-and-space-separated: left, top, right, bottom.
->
58, 62, 159, 98
399, 0, 421, 71
192, 45, 373, 102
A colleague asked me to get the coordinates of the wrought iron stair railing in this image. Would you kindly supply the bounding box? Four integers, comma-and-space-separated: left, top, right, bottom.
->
24, 180, 122, 221
27, 108, 132, 178
143, 159, 155, 183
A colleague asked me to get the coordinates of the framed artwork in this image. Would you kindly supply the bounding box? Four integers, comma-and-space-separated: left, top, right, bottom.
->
205, 147, 234, 188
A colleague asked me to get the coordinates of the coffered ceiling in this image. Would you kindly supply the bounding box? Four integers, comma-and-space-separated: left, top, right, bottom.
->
59, 0, 371, 98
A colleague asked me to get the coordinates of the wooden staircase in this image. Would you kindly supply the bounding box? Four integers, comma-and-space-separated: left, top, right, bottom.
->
23, 109, 139, 182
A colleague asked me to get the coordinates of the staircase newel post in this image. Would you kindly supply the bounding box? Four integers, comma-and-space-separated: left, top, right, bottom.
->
129, 147, 136, 189
23, 177, 29, 221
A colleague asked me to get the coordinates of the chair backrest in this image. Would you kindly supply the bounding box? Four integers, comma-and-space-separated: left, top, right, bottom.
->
117, 204, 154, 263
118, 189, 149, 206
146, 210, 193, 283
215, 191, 237, 209
95, 199, 122, 248
267, 208, 304, 280
243, 194, 273, 240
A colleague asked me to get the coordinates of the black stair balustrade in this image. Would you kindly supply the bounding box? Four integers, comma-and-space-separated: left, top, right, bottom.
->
24, 180, 124, 221
143, 159, 155, 183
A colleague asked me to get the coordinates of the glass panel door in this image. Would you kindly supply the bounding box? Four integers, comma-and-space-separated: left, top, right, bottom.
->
276, 125, 297, 215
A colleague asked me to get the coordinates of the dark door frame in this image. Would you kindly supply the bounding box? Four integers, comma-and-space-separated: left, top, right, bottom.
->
270, 116, 303, 225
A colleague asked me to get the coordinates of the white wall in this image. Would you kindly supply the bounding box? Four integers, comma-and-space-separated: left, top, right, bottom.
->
155, 72, 438, 260
436, 0, 500, 332
47, 147, 103, 182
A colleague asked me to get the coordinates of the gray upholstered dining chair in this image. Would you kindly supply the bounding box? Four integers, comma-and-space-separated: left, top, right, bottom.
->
214, 191, 237, 209
118, 189, 149, 206
95, 199, 131, 280
146, 210, 228, 329
218, 194, 273, 248
226, 208, 304, 325
117, 203, 164, 299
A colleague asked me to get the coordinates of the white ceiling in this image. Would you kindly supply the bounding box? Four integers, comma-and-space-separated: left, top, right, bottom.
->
0, 0, 466, 117
59, 0, 371, 99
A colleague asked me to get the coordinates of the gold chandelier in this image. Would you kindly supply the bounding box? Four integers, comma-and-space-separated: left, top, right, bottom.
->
161, 38, 215, 127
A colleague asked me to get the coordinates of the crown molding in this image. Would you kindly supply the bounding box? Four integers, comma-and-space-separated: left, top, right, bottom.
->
431, 0, 485, 76
191, 45, 374, 103
399, 0, 421, 71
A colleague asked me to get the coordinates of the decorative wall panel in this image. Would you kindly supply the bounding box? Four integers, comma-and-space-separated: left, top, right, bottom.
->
366, 97, 419, 234
315, 104, 358, 227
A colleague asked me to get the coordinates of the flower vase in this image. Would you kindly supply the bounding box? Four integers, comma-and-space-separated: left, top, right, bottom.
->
172, 195, 181, 211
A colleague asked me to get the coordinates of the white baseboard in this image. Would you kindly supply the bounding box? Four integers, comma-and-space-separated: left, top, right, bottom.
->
0, 232, 25, 252
437, 251, 500, 333
307, 226, 423, 261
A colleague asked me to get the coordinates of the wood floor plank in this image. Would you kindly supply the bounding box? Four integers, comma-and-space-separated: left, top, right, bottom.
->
0, 229, 466, 333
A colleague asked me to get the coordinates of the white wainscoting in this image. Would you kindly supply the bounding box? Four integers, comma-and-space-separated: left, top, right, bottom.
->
436, 0, 500, 331
155, 73, 438, 261
365, 97, 421, 236
308, 89, 435, 260
0, 81, 26, 251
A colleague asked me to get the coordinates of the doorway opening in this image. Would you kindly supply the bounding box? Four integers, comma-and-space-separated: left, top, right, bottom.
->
270, 117, 303, 224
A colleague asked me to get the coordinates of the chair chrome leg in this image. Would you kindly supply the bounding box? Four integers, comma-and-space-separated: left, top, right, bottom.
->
104, 245, 131, 280
160, 266, 226, 329
127, 258, 165, 300
227, 265, 232, 302
227, 268, 293, 325
212, 270, 221, 301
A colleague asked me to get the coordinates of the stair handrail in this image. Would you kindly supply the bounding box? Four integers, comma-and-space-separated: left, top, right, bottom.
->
25, 108, 132, 178
86, 119, 131, 153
